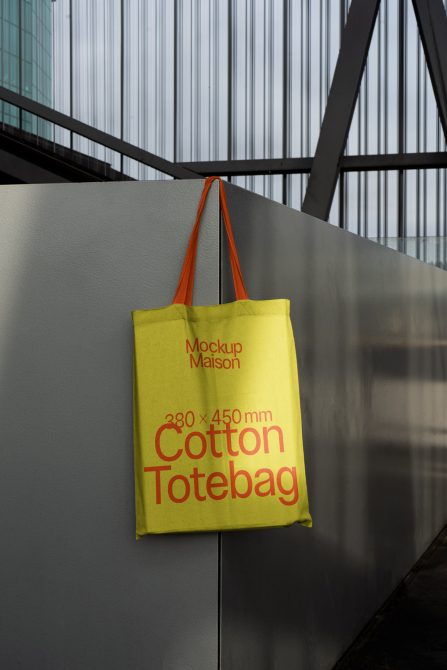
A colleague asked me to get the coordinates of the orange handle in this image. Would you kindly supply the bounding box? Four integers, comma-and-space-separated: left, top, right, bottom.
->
172, 176, 249, 305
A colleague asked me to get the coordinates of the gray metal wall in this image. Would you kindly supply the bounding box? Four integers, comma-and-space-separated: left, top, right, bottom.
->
221, 183, 447, 670
1, 179, 446, 670
0, 180, 220, 670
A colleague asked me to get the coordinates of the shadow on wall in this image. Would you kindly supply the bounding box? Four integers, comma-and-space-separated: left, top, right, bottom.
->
221, 185, 447, 670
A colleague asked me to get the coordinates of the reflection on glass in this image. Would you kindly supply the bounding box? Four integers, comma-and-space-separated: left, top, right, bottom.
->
373, 237, 447, 271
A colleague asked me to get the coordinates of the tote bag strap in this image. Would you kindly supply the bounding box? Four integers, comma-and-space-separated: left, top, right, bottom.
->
172, 176, 249, 306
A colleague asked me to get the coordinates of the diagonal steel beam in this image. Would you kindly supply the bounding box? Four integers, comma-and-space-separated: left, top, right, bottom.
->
301, 0, 381, 221
412, 0, 447, 142
0, 86, 199, 180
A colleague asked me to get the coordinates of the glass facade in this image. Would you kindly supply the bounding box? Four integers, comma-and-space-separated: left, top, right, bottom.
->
375, 237, 447, 271
0, 0, 52, 136
2, 0, 447, 240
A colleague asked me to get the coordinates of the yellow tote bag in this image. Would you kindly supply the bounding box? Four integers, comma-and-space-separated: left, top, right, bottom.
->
133, 177, 311, 536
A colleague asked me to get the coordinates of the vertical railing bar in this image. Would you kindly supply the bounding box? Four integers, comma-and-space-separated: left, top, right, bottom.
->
173, 0, 177, 166
262, 0, 266, 196
190, 0, 194, 164
435, 5, 444, 237
120, 0, 124, 173
444, 27, 447, 246
270, 0, 274, 200
357, 58, 362, 236
196, 0, 201, 163
178, 0, 183, 164
398, 0, 405, 237
19, 0, 23, 130
69, 0, 73, 150
51, 0, 55, 144
404, 0, 408, 237
244, 0, 249, 189
326, 0, 334, 222
267, 0, 271, 198
249, 0, 255, 192
339, 171, 345, 229
444, 0, 447, 237
0, 2, 3, 124
444, 168, 447, 236
342, 0, 348, 230
282, 0, 289, 205
162, 0, 167, 175
227, 0, 232, 184
384, 0, 389, 237
424, 38, 428, 238
139, 0, 145, 179
214, 0, 219, 162
417, 24, 421, 237
264, 0, 268, 198
377, 0, 382, 238
209, 3, 213, 161
300, 0, 304, 205
326, 0, 330, 100
319, 0, 323, 127
436, 121, 441, 237
306, 0, 310, 159
364, 35, 369, 238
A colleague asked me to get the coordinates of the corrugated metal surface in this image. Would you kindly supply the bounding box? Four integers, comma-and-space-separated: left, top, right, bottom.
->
345, 0, 447, 236
49, 0, 446, 235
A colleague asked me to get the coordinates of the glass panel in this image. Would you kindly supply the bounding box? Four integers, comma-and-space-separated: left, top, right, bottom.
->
71, 0, 121, 166
122, 157, 173, 182
347, 0, 399, 156
232, 174, 283, 204
344, 170, 399, 238
122, 0, 174, 170
373, 237, 447, 271
287, 173, 309, 212
0, 0, 446, 231
176, 0, 227, 161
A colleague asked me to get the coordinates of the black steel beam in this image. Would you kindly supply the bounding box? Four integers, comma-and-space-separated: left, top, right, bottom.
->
412, 0, 447, 142
2, 85, 447, 186
342, 152, 447, 171
180, 157, 313, 176
0, 86, 199, 179
301, 0, 381, 221
181, 152, 447, 176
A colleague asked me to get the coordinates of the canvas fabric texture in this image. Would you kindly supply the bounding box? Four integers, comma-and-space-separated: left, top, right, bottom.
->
133, 177, 311, 536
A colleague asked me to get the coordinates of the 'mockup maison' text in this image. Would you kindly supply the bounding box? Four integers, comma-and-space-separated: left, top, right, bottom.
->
186, 337, 242, 369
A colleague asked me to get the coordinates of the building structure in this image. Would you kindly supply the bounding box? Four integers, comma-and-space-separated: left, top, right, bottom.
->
0, 0, 52, 136
0, 1, 445, 245
0, 2, 447, 669
49, 0, 447, 240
